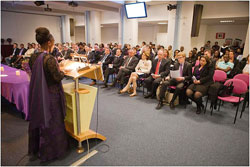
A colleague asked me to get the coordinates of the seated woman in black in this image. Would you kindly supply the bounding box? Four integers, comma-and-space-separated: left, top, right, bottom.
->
186, 55, 214, 114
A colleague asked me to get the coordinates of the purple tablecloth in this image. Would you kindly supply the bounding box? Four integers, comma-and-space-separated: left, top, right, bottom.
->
1, 64, 30, 120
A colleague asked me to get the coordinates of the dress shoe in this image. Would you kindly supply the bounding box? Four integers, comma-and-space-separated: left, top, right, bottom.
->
196, 108, 201, 114
170, 102, 175, 110
101, 84, 108, 88
144, 93, 152, 98
156, 101, 163, 110
89, 81, 96, 86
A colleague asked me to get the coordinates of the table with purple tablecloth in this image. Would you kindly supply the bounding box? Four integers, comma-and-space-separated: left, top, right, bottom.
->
1, 64, 30, 120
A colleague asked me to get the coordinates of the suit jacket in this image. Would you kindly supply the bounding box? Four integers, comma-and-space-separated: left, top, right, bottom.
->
113, 55, 124, 69
122, 56, 139, 72
151, 58, 170, 78
18, 48, 27, 55
88, 50, 101, 64
78, 49, 86, 55
12, 48, 20, 56
193, 64, 214, 86
62, 49, 74, 60
186, 57, 196, 67
172, 62, 192, 82
101, 53, 114, 66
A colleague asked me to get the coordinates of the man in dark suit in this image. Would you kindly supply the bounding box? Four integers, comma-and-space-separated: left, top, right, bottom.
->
62, 45, 74, 60
5, 43, 20, 66
12, 43, 27, 68
110, 47, 139, 92
88, 45, 101, 64
144, 50, 170, 99
78, 42, 86, 55
156, 52, 192, 110
102, 48, 124, 88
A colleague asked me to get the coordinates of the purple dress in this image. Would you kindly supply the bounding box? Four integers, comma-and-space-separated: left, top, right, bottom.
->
28, 52, 68, 162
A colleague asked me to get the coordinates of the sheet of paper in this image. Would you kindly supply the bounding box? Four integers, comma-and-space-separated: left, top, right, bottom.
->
136, 72, 144, 75
170, 69, 180, 78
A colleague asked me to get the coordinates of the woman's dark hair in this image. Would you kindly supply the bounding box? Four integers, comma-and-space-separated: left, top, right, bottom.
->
35, 27, 54, 46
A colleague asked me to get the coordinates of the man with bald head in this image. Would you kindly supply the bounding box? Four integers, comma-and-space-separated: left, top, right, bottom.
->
144, 50, 170, 99
111, 47, 139, 92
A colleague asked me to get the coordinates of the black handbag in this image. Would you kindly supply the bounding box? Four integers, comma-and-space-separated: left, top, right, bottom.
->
218, 81, 234, 97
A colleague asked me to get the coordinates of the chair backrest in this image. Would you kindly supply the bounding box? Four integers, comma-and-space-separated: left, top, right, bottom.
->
213, 70, 227, 82
224, 79, 248, 95
233, 74, 249, 87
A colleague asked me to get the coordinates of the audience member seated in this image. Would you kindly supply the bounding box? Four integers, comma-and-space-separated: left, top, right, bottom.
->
78, 42, 86, 55
62, 45, 74, 60
144, 50, 170, 99
186, 50, 196, 67
156, 52, 192, 110
230, 55, 249, 77
220, 43, 229, 55
192, 47, 198, 58
213, 50, 221, 65
93, 47, 114, 86
204, 50, 216, 69
204, 40, 211, 50
5, 43, 20, 66
120, 52, 152, 97
212, 41, 220, 51
180, 46, 184, 53
102, 48, 124, 88
216, 54, 234, 76
242, 55, 249, 75
12, 43, 27, 68
163, 49, 170, 60
168, 45, 173, 60
236, 48, 244, 61
111, 48, 139, 92
24, 43, 35, 58
197, 47, 205, 57
186, 55, 214, 114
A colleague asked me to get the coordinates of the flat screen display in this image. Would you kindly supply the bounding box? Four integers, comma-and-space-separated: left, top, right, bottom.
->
124, 2, 147, 19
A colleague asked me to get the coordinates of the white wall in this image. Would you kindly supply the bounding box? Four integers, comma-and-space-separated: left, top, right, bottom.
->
140, 4, 170, 22
101, 11, 120, 24
138, 26, 155, 44
205, 24, 248, 46
138, 24, 167, 46
1, 11, 62, 44
75, 26, 85, 43
75, 14, 85, 26
101, 27, 118, 44
201, 1, 249, 19
191, 24, 207, 49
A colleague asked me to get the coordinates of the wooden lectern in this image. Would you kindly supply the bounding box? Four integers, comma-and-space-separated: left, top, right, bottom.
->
62, 61, 106, 153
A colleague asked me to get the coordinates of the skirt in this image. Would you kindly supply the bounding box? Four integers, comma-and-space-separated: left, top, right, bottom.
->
187, 83, 209, 96
28, 92, 69, 162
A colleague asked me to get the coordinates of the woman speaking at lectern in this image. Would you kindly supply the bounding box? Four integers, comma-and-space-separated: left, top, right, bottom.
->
28, 27, 68, 162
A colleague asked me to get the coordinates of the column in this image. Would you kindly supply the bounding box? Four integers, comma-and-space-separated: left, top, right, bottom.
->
85, 11, 90, 44
119, 5, 138, 47
61, 15, 71, 43
88, 11, 101, 46
243, 24, 249, 58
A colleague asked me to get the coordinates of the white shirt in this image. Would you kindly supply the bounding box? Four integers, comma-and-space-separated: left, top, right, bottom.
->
24, 48, 35, 58
135, 59, 152, 74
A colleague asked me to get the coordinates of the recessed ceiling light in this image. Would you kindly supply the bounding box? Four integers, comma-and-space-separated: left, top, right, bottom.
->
158, 22, 168, 24
220, 20, 235, 23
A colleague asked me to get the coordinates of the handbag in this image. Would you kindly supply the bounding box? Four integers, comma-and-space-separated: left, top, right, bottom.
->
218, 81, 234, 97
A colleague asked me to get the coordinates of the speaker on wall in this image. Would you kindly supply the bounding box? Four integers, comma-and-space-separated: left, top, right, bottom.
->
70, 18, 74, 36
191, 4, 203, 37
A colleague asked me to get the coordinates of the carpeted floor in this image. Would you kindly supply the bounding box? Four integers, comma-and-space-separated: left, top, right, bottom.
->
1, 78, 249, 166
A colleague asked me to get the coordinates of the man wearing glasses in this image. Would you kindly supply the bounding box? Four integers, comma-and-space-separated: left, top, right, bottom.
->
156, 52, 192, 110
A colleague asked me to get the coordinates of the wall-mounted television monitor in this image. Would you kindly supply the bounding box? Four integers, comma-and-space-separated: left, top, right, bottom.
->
124, 2, 147, 19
